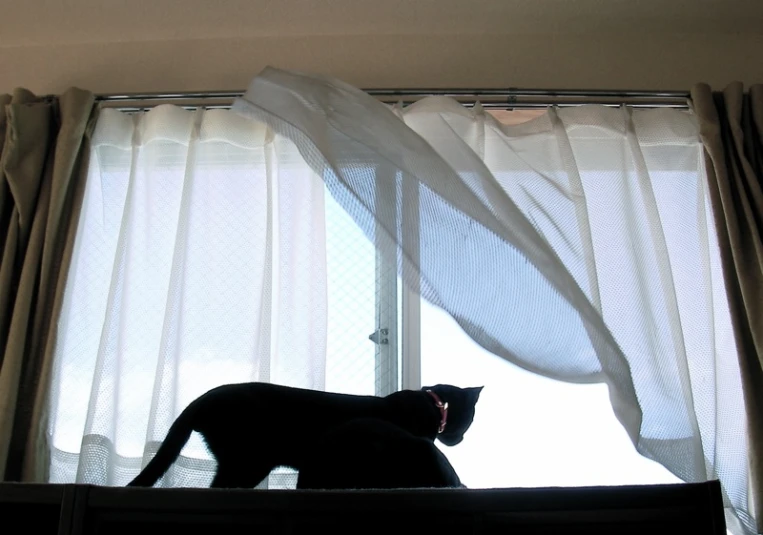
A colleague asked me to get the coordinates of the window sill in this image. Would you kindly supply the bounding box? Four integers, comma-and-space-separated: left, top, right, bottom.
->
0, 480, 725, 534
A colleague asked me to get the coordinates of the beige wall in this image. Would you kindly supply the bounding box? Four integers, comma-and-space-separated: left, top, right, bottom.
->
1, 0, 761, 95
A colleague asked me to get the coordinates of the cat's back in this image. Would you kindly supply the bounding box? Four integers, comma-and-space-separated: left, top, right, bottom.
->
197, 382, 317, 406
193, 381, 382, 418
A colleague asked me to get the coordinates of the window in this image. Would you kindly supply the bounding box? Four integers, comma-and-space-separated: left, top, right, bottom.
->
421, 300, 682, 488
47, 103, 726, 499
47, 107, 408, 487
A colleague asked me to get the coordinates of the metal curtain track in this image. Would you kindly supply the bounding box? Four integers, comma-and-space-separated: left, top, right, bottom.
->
96, 88, 691, 111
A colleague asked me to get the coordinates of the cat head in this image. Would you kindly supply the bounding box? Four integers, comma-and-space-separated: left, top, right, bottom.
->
422, 384, 483, 447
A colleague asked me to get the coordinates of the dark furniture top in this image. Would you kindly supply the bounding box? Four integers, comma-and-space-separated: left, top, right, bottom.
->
0, 480, 726, 535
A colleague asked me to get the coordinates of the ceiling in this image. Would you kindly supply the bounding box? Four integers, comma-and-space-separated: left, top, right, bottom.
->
1, 0, 761, 94
2, 0, 762, 48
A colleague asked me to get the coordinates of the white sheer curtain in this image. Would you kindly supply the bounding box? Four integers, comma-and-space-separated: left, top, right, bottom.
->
47, 105, 328, 487
231, 67, 753, 534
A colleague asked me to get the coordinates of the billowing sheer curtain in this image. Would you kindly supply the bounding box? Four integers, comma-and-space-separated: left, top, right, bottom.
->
46, 66, 754, 534
231, 68, 753, 534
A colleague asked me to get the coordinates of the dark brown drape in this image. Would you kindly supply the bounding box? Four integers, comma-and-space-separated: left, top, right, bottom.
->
691, 82, 763, 532
0, 87, 96, 481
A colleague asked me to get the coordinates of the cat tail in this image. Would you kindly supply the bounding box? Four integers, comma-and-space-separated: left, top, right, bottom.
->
127, 408, 195, 487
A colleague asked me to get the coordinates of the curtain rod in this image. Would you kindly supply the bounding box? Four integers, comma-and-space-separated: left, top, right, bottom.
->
96, 88, 691, 110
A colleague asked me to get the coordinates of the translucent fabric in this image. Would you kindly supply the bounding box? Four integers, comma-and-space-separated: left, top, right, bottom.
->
47, 106, 328, 488
231, 67, 752, 534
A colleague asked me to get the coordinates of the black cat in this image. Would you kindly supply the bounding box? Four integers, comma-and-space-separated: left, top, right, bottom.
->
127, 382, 483, 488
296, 417, 466, 490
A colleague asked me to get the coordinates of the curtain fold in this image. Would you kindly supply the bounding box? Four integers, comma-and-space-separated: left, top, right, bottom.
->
0, 87, 96, 481
232, 71, 644, 435
232, 66, 754, 534
691, 82, 763, 533
46, 106, 328, 487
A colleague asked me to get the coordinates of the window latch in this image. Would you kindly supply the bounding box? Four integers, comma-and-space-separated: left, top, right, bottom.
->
368, 328, 389, 345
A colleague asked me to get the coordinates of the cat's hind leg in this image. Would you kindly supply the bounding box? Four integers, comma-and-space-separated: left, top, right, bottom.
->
210, 463, 246, 488
204, 432, 272, 489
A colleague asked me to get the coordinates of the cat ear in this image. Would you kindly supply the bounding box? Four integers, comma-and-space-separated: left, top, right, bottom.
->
467, 386, 484, 400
